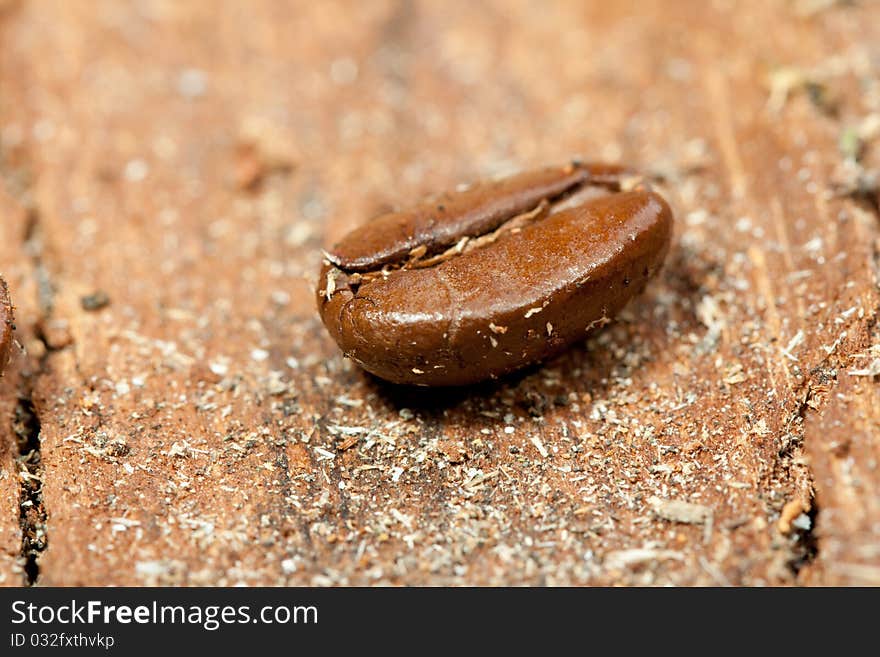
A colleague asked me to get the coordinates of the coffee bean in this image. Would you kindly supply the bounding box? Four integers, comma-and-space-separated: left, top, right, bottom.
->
0, 277, 14, 376
317, 162, 673, 386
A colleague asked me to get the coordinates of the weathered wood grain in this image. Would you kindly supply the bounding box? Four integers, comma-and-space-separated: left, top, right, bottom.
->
803, 320, 880, 585
0, 187, 39, 585
0, 0, 877, 585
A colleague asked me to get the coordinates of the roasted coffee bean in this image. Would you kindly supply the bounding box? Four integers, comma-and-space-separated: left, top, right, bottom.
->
0, 277, 13, 376
317, 162, 673, 386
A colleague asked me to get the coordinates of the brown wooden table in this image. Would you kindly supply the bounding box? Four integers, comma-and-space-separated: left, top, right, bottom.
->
0, 0, 878, 585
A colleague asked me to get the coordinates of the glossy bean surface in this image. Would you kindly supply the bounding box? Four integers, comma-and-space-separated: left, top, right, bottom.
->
317, 163, 673, 386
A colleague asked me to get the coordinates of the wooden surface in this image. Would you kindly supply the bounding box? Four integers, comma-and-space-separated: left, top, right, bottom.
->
0, 0, 878, 586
